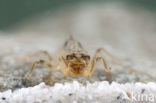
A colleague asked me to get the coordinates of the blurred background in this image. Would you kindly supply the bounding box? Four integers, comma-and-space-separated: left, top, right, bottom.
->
0, 0, 156, 30
0, 0, 156, 90
0, 0, 155, 60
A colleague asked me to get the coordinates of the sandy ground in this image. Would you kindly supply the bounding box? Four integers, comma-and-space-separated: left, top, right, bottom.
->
0, 1, 156, 94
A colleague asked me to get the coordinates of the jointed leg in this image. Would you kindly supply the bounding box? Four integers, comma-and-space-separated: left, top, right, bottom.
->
18, 50, 53, 63
22, 59, 61, 86
88, 55, 112, 82
27, 60, 54, 78
88, 54, 111, 76
94, 48, 156, 80
89, 56, 111, 75
95, 48, 137, 73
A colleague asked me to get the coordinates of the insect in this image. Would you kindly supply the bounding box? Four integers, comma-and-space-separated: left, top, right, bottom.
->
22, 36, 137, 82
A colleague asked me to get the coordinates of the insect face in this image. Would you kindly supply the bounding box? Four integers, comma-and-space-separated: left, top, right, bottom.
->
65, 53, 90, 74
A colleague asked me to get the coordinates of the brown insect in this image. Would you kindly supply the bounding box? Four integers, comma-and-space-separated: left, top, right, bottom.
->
22, 36, 137, 81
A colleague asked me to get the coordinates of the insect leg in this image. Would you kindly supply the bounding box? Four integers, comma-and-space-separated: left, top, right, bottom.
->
88, 55, 112, 82
89, 56, 111, 75
18, 50, 53, 63
94, 48, 156, 80
26, 59, 61, 79
26, 60, 54, 78
22, 59, 61, 86
95, 48, 137, 73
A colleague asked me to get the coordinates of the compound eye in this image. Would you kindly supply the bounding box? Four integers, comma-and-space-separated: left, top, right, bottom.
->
66, 55, 74, 60
82, 56, 90, 61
